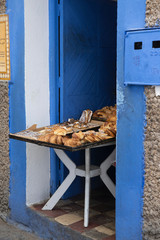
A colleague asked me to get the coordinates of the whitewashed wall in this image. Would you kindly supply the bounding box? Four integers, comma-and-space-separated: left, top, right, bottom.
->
24, 0, 50, 205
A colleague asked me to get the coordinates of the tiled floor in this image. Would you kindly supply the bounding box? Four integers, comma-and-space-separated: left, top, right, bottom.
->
32, 188, 115, 240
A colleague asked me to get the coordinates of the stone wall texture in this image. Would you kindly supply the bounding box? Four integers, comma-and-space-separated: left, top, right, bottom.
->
0, 0, 9, 216
0, 82, 9, 215
144, 1, 160, 239
146, 0, 160, 27
143, 87, 160, 240
0, 0, 6, 14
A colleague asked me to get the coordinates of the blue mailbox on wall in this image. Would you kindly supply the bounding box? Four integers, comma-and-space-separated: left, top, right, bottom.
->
124, 28, 160, 85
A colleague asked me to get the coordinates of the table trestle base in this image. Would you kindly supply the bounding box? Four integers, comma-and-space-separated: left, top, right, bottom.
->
42, 145, 116, 227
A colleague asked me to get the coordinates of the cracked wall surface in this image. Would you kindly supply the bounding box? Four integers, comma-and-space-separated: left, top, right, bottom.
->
144, 1, 160, 239
0, 82, 9, 215
0, 0, 9, 216
146, 0, 160, 27
0, 0, 6, 14
143, 87, 160, 240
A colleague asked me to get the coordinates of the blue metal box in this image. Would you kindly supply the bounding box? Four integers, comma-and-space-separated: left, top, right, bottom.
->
124, 28, 160, 85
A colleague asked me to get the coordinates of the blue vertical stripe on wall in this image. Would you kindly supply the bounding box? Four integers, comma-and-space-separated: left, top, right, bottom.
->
49, 0, 60, 194
116, 0, 146, 239
6, 0, 28, 224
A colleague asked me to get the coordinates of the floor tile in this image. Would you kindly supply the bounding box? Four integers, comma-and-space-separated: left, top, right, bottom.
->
57, 203, 82, 212
95, 225, 115, 236
104, 222, 115, 231
73, 209, 101, 218
32, 204, 66, 218
55, 213, 83, 226
104, 210, 115, 218
42, 209, 66, 218
102, 235, 115, 240
92, 202, 115, 213
76, 199, 100, 207
69, 219, 96, 233
32, 204, 45, 211
82, 229, 109, 240
55, 199, 72, 207
31, 187, 115, 239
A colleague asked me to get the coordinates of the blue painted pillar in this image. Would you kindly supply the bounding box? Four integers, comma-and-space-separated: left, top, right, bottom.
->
6, 0, 28, 224
116, 1, 146, 240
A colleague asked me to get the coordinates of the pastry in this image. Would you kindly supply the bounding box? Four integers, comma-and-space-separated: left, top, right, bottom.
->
49, 135, 57, 144
57, 135, 63, 145
107, 115, 117, 122
93, 105, 116, 121
79, 109, 93, 123
38, 134, 52, 142
54, 128, 67, 136
62, 136, 70, 145
99, 121, 116, 137
63, 137, 81, 147
72, 131, 85, 140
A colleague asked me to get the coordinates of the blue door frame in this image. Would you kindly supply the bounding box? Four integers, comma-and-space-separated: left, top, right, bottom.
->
8, 0, 147, 238
49, 0, 60, 194
116, 0, 146, 239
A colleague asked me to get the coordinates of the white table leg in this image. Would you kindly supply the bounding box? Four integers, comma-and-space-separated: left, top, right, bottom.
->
84, 148, 91, 227
100, 148, 116, 198
42, 149, 76, 210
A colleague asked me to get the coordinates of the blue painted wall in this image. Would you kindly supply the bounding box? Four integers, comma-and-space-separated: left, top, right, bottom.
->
7, 0, 28, 224
116, 0, 146, 239
62, 0, 117, 121
6, 0, 147, 239
49, 0, 60, 195
60, 0, 117, 199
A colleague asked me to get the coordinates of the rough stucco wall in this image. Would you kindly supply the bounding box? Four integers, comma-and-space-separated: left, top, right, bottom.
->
0, 0, 6, 14
143, 87, 160, 240
0, 0, 10, 216
146, 0, 160, 27
0, 82, 9, 215
143, 1, 160, 239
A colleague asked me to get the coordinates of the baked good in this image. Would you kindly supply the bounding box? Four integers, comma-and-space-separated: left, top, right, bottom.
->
79, 109, 93, 123
57, 135, 63, 145
72, 131, 85, 140
73, 122, 81, 128
38, 134, 52, 142
107, 115, 117, 122
49, 135, 57, 144
53, 128, 67, 136
62, 136, 70, 145
63, 137, 81, 147
99, 122, 116, 137
96, 132, 112, 140
84, 134, 95, 143
92, 105, 116, 121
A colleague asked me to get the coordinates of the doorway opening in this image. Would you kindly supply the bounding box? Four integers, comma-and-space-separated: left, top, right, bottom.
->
46, 0, 117, 238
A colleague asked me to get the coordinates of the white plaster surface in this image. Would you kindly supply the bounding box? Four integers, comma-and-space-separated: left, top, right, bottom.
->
155, 86, 160, 97
24, 0, 50, 205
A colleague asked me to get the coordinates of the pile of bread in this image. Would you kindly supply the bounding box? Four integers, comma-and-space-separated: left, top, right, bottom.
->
99, 122, 116, 137
93, 105, 116, 121
38, 130, 113, 147
36, 105, 117, 148
97, 105, 116, 138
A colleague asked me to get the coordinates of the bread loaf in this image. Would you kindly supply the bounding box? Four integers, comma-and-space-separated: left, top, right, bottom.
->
49, 135, 57, 144
54, 128, 67, 136
79, 109, 93, 123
